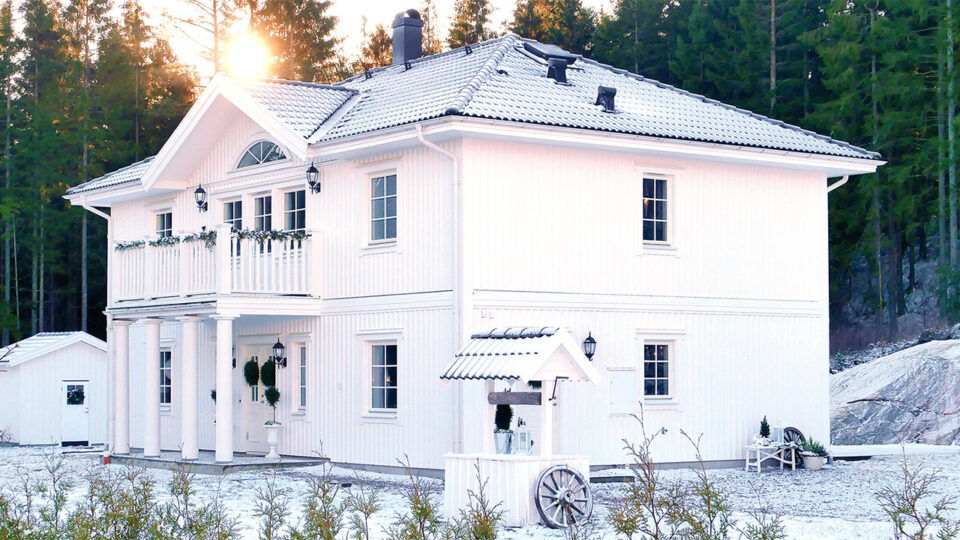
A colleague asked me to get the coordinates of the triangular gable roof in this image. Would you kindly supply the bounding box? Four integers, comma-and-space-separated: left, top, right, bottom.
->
440, 327, 600, 385
0, 332, 107, 368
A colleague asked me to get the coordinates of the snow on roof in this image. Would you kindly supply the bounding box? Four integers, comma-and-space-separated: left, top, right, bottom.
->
65, 156, 154, 195
68, 35, 879, 196
0, 332, 107, 368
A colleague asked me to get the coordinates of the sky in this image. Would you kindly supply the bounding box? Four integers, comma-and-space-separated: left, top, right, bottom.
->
139, 0, 612, 80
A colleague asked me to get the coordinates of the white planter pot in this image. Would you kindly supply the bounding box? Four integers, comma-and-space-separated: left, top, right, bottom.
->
264, 424, 282, 461
494, 431, 513, 454
803, 454, 825, 470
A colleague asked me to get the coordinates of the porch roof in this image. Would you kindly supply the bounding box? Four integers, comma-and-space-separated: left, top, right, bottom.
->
440, 327, 600, 385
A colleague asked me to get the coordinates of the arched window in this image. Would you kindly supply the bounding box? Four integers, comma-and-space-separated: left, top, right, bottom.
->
237, 141, 286, 168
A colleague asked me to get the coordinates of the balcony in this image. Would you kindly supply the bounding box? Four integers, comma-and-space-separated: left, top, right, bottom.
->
111, 225, 320, 303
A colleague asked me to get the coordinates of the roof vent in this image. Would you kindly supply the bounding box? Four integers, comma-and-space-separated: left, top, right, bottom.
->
392, 9, 423, 65
596, 86, 617, 113
522, 42, 580, 65
547, 58, 568, 84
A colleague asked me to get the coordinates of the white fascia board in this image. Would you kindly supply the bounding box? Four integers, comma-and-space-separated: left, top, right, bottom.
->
308, 117, 883, 176
139, 75, 307, 192
9, 334, 107, 367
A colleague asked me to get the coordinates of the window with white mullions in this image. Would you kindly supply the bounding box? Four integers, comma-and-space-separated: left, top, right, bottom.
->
643, 344, 669, 397
254, 195, 272, 253
160, 350, 172, 405
224, 201, 242, 230
284, 190, 306, 232
156, 212, 173, 238
642, 177, 668, 242
299, 345, 307, 409
237, 141, 286, 168
371, 344, 397, 410
371, 174, 397, 242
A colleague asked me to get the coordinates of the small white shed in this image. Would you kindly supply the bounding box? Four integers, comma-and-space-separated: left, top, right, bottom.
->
0, 332, 108, 446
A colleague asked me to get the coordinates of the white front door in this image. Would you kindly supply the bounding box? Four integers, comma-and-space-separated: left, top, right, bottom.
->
61, 381, 90, 446
240, 345, 274, 453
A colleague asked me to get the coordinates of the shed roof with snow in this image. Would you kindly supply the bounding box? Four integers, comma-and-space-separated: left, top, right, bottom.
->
0, 332, 107, 368
441, 327, 600, 385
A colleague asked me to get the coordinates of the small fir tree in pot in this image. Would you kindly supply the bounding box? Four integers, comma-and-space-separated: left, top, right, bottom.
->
263, 386, 283, 460
265, 386, 281, 424
494, 404, 514, 454
758, 416, 771, 445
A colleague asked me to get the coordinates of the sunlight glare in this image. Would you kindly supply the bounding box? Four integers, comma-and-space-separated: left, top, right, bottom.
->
227, 34, 269, 79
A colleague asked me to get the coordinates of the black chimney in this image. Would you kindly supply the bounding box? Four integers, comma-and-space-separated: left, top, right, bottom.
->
392, 9, 423, 65
596, 86, 617, 112
547, 58, 568, 84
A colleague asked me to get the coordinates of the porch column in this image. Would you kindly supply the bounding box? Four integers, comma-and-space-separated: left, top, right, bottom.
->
142, 318, 163, 457
178, 316, 201, 460
214, 314, 236, 463
113, 319, 132, 454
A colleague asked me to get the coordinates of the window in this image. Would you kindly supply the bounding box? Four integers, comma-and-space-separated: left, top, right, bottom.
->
160, 350, 172, 405
298, 345, 307, 409
371, 174, 397, 242
156, 212, 173, 238
254, 195, 272, 231
642, 177, 668, 242
237, 141, 286, 168
643, 344, 669, 398
371, 344, 397, 410
284, 190, 306, 232
224, 201, 242, 230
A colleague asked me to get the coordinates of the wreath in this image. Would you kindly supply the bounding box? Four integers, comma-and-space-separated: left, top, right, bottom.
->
243, 359, 260, 387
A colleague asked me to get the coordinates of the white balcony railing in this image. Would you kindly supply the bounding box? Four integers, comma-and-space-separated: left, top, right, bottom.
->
112, 225, 320, 302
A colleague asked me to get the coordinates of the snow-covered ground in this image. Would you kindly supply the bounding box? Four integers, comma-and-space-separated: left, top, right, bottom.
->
2, 446, 959, 539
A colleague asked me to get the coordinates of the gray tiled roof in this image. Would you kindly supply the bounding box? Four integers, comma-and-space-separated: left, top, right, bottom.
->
66, 156, 154, 195
441, 327, 561, 381
236, 79, 355, 139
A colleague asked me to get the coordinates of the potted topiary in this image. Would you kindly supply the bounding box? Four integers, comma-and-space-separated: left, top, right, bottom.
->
800, 439, 828, 470
754, 416, 772, 446
264, 386, 282, 461
494, 404, 514, 454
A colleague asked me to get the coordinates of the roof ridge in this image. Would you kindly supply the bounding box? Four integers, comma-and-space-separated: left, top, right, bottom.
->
238, 77, 357, 93
445, 35, 518, 115
570, 52, 880, 160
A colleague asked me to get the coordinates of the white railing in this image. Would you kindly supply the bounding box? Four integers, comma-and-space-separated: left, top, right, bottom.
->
112, 225, 319, 302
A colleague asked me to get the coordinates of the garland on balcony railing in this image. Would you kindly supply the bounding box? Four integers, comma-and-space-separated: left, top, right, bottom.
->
182, 230, 217, 249
148, 236, 181, 248
114, 240, 145, 252
234, 228, 311, 244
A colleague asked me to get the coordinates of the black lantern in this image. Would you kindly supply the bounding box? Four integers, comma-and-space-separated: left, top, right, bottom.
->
305, 163, 321, 194
271, 338, 287, 368
194, 185, 208, 212
583, 332, 597, 361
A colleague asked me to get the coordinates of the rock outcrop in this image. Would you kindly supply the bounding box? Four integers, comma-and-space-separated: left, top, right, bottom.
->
831, 340, 960, 445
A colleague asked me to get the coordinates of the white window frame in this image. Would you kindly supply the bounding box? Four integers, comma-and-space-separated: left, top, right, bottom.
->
254, 194, 273, 231
286, 337, 309, 415
369, 343, 398, 412
642, 176, 669, 244
641, 341, 672, 400
284, 189, 306, 232
155, 211, 173, 238
236, 140, 288, 169
358, 329, 402, 419
635, 164, 682, 254
636, 329, 684, 404
160, 348, 173, 408
369, 172, 397, 244
223, 200, 242, 230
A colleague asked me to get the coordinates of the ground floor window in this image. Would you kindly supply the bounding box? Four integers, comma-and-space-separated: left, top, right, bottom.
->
643, 343, 669, 397
298, 344, 307, 409
160, 350, 172, 405
371, 343, 397, 410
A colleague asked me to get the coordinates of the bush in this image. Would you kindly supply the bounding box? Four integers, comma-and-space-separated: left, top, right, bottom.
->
253, 470, 289, 540
801, 439, 828, 457
289, 459, 345, 540
387, 455, 448, 539
494, 405, 513, 432
452, 461, 504, 540
244, 359, 260, 387
876, 451, 960, 539
265, 386, 280, 408
346, 472, 381, 540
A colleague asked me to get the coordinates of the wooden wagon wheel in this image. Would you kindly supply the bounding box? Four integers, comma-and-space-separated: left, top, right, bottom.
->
535, 465, 594, 528
783, 426, 806, 467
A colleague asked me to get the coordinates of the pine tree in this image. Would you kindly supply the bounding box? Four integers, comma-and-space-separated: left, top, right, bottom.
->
173, 0, 244, 76
592, 0, 676, 81
448, 0, 496, 48
0, 0, 16, 343
250, 0, 339, 83
509, 0, 596, 56
420, 0, 443, 56
352, 18, 392, 72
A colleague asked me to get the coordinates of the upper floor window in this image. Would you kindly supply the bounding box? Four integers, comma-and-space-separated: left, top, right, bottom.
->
237, 141, 286, 169
642, 177, 668, 243
160, 350, 172, 405
284, 190, 306, 232
371, 174, 397, 242
255, 195, 272, 231
156, 212, 173, 238
224, 201, 242, 230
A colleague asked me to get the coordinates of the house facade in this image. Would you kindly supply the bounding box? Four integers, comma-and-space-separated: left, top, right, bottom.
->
66, 11, 882, 470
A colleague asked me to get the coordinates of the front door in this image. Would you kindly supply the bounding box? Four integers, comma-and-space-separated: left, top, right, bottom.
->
61, 381, 90, 446
240, 345, 274, 453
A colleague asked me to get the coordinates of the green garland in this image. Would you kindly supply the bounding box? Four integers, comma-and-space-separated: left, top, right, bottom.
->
234, 228, 311, 244
114, 240, 145, 251
149, 236, 180, 248
182, 230, 217, 249
114, 230, 218, 252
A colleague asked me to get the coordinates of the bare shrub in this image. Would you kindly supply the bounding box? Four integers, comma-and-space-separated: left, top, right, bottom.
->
737, 485, 786, 540
345, 471, 381, 540
876, 451, 960, 539
387, 455, 448, 539
667, 431, 734, 538
451, 460, 504, 540
253, 469, 290, 540
153, 464, 240, 539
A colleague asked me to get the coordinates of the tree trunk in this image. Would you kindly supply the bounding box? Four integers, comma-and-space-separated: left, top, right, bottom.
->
769, 0, 776, 113
940, 47, 948, 265
949, 0, 958, 266
2, 90, 8, 345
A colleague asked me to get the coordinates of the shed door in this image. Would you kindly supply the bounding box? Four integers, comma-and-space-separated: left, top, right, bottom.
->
61, 381, 89, 446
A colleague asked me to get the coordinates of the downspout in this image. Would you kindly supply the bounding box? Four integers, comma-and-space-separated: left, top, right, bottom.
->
415, 124, 465, 452
827, 175, 849, 193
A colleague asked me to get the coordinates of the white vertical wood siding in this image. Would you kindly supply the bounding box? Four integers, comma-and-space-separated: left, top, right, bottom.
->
0, 343, 108, 445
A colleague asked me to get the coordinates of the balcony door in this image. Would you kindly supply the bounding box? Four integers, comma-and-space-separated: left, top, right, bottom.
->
239, 344, 273, 454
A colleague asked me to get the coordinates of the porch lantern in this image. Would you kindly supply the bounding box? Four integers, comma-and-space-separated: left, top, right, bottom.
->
271, 338, 287, 368
582, 332, 597, 361
194, 185, 208, 212
305, 163, 321, 194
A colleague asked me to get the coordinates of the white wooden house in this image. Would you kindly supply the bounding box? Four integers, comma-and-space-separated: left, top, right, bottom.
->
65, 10, 882, 470
0, 332, 108, 446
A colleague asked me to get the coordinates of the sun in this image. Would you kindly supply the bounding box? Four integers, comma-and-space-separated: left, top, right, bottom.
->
226, 34, 269, 79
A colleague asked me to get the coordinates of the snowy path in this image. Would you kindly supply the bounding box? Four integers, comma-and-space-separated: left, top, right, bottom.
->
1, 446, 957, 539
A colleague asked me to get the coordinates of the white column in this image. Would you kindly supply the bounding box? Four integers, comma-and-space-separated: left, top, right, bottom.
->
540, 394, 554, 458
113, 320, 132, 454
214, 314, 236, 463
178, 316, 201, 460
142, 318, 163, 457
